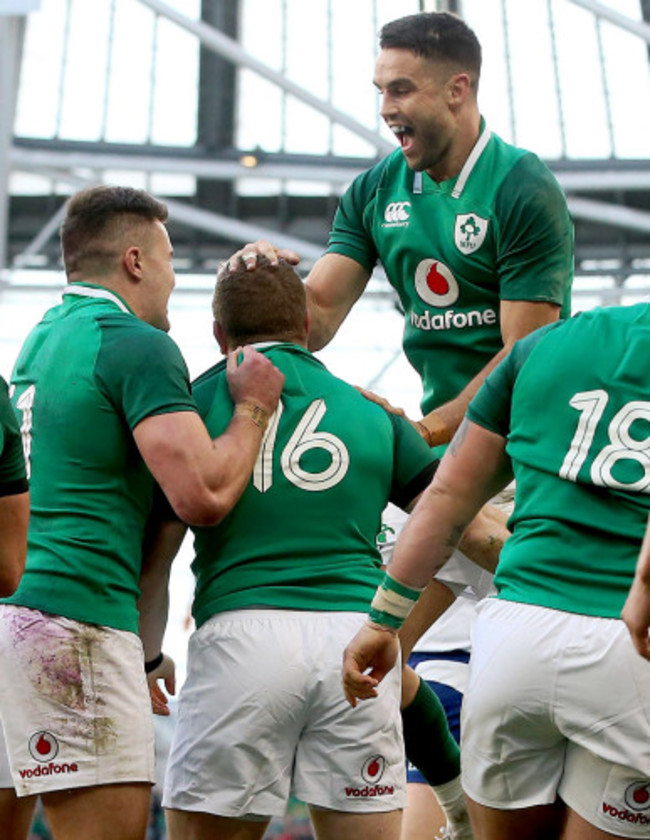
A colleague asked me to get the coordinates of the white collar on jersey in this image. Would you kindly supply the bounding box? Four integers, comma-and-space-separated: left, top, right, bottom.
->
412, 122, 491, 199
62, 284, 130, 313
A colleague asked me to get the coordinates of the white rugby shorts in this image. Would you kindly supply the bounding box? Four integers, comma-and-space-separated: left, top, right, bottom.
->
164, 609, 406, 818
0, 605, 156, 797
461, 599, 650, 838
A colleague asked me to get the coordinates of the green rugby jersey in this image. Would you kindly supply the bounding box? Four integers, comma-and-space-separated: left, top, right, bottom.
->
4, 284, 197, 632
328, 123, 574, 415
190, 343, 437, 627
0, 376, 27, 495
467, 304, 650, 618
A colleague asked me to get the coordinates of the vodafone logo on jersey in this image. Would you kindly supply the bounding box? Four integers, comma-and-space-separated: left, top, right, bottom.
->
414, 259, 459, 307
29, 731, 59, 763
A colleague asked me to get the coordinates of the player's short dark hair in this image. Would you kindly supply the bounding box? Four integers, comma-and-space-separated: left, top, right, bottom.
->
380, 12, 481, 83
60, 185, 168, 277
214, 256, 307, 347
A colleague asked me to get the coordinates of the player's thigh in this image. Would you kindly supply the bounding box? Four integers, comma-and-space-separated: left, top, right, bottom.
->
0, 788, 38, 840
43, 781, 151, 840
309, 804, 402, 840
165, 808, 269, 840
400, 783, 446, 840
293, 613, 406, 814
465, 795, 564, 840
561, 806, 637, 840
461, 600, 567, 808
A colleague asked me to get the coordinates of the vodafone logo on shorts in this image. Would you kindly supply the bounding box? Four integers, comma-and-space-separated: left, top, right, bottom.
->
624, 781, 650, 811
20, 731, 79, 781
29, 731, 59, 762
361, 755, 385, 784
344, 755, 395, 799
601, 781, 650, 828
414, 259, 459, 307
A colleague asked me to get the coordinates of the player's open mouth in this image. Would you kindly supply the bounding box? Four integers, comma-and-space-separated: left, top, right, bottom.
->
391, 125, 414, 150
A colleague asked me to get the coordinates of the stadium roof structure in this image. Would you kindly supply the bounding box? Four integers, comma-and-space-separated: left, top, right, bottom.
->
1, 0, 649, 291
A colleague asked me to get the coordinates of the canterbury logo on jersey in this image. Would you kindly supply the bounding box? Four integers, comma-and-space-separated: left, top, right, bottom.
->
382, 202, 411, 227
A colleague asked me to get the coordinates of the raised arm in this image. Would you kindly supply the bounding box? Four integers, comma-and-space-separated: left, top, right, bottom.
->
304, 253, 371, 350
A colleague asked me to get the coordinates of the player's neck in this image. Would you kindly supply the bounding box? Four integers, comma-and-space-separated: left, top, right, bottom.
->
426, 111, 481, 184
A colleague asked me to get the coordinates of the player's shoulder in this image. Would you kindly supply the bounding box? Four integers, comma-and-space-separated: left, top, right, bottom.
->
346, 150, 401, 199
488, 133, 564, 202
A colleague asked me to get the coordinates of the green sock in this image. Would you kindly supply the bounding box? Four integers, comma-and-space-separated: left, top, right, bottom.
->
401, 676, 460, 786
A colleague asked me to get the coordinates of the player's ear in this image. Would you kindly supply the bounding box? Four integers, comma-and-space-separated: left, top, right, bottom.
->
447, 72, 472, 106
213, 321, 228, 354
123, 245, 143, 281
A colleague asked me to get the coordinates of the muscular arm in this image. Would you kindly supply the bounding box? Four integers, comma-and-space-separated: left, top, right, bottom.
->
342, 421, 511, 704
134, 346, 284, 527
421, 299, 561, 446
0, 491, 29, 596
398, 503, 508, 659
389, 419, 511, 589
305, 253, 371, 350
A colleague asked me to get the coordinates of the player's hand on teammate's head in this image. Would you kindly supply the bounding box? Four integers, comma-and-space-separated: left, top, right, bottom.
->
221, 240, 301, 275
341, 621, 400, 708
147, 653, 176, 716
226, 346, 285, 416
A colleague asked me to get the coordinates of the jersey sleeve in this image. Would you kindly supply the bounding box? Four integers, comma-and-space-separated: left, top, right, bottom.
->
326, 162, 385, 273
95, 318, 198, 429
467, 321, 560, 435
494, 154, 574, 313
0, 377, 28, 496
387, 412, 439, 509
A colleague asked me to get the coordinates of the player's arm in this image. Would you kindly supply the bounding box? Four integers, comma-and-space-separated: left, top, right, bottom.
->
133, 346, 284, 527
0, 384, 30, 595
138, 514, 187, 715
0, 490, 29, 597
304, 253, 371, 350
419, 299, 561, 446
622, 515, 650, 661
342, 419, 511, 705
399, 503, 508, 660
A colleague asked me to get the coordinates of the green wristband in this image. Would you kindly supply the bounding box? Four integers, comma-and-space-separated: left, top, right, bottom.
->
368, 573, 422, 630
